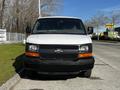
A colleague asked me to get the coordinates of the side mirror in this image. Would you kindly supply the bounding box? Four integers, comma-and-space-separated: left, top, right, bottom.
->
87, 27, 93, 34
26, 26, 31, 34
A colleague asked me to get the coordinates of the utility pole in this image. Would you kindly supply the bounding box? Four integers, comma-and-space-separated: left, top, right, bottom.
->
96, 20, 99, 40
97, 26, 99, 40
39, 0, 41, 17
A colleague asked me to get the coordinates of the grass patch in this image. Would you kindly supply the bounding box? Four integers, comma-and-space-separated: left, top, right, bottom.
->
0, 43, 24, 86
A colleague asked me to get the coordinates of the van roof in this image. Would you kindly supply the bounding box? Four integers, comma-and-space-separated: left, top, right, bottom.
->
38, 16, 80, 20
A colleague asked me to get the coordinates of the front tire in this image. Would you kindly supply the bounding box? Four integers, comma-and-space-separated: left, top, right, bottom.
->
84, 69, 92, 78
79, 69, 92, 78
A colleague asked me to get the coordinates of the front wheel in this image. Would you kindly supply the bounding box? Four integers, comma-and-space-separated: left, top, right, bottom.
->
79, 69, 92, 78
84, 69, 92, 78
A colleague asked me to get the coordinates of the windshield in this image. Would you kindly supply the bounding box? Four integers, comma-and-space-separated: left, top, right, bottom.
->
32, 18, 86, 34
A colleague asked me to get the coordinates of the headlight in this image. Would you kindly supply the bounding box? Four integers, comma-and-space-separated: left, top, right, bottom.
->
29, 45, 39, 52
79, 45, 89, 53
78, 44, 93, 58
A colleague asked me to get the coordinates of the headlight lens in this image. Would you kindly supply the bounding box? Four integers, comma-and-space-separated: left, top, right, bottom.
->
79, 45, 89, 53
29, 45, 39, 52
78, 45, 93, 58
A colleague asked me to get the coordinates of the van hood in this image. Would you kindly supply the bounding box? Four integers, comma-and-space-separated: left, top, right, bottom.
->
26, 34, 92, 45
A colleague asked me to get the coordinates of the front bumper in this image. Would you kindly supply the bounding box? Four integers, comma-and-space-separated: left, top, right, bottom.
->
23, 55, 95, 75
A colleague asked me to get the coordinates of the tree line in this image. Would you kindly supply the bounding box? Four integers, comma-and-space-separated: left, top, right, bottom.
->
0, 0, 62, 33
85, 10, 120, 30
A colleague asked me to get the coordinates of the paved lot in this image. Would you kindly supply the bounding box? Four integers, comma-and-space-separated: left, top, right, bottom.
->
12, 41, 120, 90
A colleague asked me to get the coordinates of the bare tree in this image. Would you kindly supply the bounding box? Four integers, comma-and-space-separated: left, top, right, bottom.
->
0, 0, 6, 28
86, 10, 120, 28
109, 10, 120, 24
85, 12, 111, 40
1, 0, 62, 33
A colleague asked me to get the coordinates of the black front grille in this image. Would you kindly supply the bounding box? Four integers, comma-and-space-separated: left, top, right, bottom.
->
39, 45, 79, 60
39, 45, 78, 49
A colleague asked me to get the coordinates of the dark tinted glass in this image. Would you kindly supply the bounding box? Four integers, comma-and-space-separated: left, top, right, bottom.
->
33, 18, 86, 34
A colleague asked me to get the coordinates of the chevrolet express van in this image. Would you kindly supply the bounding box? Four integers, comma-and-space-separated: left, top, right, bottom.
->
24, 16, 95, 77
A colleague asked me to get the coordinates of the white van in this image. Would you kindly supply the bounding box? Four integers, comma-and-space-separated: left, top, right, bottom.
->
24, 16, 95, 77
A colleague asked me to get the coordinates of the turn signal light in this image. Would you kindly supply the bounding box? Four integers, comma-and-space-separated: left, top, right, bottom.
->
25, 52, 40, 57
78, 53, 93, 58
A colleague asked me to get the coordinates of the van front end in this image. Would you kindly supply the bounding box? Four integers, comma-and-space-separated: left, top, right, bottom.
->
23, 41, 94, 77
23, 16, 95, 77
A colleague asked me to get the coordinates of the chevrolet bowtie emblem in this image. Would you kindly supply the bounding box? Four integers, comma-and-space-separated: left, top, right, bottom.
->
54, 49, 63, 53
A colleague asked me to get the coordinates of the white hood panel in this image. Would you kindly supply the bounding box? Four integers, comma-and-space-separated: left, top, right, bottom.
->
26, 34, 92, 45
